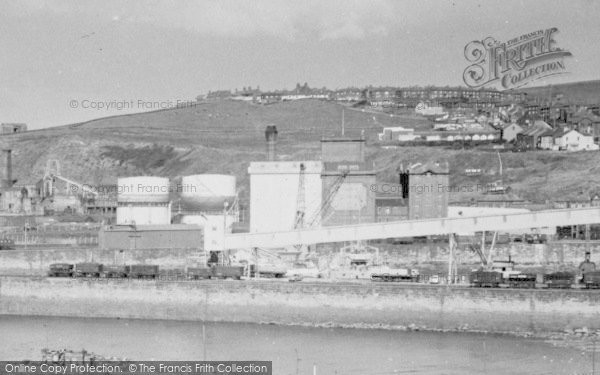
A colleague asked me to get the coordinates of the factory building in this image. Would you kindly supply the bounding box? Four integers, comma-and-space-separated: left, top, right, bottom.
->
116, 176, 171, 225
248, 161, 323, 233
37, 176, 88, 214
401, 162, 449, 220
85, 184, 118, 216
0, 148, 41, 214
375, 193, 407, 222
320, 138, 376, 226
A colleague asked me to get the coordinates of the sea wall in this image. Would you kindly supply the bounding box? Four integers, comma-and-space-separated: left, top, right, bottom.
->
2, 241, 598, 276
0, 248, 200, 275
374, 241, 600, 266
1, 276, 600, 334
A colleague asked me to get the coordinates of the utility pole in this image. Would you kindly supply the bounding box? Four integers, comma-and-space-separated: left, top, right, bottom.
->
341, 109, 345, 136
202, 324, 207, 360
254, 247, 259, 279
448, 234, 455, 284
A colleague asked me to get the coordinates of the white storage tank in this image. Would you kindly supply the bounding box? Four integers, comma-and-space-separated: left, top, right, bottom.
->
116, 204, 172, 226
117, 176, 170, 203
179, 174, 236, 211
116, 176, 171, 225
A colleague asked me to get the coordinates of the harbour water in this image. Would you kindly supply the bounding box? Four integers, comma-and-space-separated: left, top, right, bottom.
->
0, 315, 595, 375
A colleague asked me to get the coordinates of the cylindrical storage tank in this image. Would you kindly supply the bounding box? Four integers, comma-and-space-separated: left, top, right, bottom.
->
116, 204, 171, 225
116, 176, 171, 225
117, 176, 170, 203
180, 174, 236, 211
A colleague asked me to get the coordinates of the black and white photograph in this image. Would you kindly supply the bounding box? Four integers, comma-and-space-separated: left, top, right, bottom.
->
1, 0, 600, 374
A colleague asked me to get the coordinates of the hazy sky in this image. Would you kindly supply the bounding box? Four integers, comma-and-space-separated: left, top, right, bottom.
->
1, 0, 599, 129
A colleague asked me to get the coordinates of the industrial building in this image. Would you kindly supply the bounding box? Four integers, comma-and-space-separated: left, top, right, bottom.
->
247, 128, 377, 233
248, 161, 323, 233
0, 146, 41, 214
102, 174, 240, 250
401, 162, 450, 220
375, 192, 407, 222
320, 137, 376, 226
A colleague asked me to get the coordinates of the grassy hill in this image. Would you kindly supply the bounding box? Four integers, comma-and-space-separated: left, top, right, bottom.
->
5, 98, 600, 204
7, 100, 403, 195
517, 80, 600, 103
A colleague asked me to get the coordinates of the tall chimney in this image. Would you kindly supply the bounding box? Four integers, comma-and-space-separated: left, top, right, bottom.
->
1, 149, 12, 188
265, 125, 278, 161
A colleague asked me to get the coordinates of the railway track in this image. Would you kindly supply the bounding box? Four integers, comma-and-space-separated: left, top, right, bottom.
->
0, 274, 597, 293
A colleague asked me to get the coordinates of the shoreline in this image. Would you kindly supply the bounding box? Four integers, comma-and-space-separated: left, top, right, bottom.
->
2, 276, 600, 353
2, 312, 598, 354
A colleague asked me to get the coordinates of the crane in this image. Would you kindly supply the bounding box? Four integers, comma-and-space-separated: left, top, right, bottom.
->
293, 163, 306, 229
307, 171, 348, 228
289, 167, 348, 259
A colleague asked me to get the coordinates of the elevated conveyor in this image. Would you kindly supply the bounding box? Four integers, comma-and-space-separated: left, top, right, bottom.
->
218, 207, 600, 250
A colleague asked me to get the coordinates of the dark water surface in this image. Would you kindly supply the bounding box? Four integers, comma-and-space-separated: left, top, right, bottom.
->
0, 315, 595, 374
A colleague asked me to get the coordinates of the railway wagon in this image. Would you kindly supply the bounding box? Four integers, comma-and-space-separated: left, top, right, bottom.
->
469, 270, 502, 288
48, 263, 74, 277
74, 263, 103, 278
0, 238, 15, 250
543, 272, 575, 289
212, 266, 244, 280
187, 267, 212, 280
370, 268, 419, 282
583, 271, 600, 289
507, 273, 537, 289
128, 265, 159, 279
103, 265, 128, 278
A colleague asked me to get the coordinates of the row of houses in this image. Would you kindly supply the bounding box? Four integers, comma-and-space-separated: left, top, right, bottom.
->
504, 120, 599, 151
378, 126, 499, 143
202, 85, 532, 107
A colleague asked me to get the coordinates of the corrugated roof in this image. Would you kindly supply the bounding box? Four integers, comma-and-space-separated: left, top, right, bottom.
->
409, 161, 450, 174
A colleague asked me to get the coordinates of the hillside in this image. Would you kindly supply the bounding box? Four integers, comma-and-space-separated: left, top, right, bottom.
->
517, 80, 600, 103
5, 98, 600, 204
6, 100, 403, 195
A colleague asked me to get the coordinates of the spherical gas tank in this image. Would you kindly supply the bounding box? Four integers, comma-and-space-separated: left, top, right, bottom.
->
179, 174, 236, 211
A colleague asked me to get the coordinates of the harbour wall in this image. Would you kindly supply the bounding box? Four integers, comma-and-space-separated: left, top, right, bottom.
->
0, 248, 201, 275
1, 276, 599, 334
1, 241, 597, 276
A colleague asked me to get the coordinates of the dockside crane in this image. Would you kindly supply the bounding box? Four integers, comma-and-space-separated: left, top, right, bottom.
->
307, 170, 348, 228
294, 163, 306, 229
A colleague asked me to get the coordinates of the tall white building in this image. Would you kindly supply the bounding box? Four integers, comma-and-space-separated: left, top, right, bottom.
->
248, 161, 323, 233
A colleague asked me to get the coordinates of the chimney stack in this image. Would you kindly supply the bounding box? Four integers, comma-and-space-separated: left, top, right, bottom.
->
265, 125, 278, 161
0, 149, 12, 188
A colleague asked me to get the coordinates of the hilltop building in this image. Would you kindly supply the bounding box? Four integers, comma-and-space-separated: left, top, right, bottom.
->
1, 123, 27, 134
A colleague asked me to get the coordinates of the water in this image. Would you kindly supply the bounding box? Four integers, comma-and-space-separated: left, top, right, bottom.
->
0, 315, 595, 375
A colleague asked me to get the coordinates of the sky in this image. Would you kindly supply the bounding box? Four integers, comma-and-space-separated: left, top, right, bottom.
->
1, 0, 599, 129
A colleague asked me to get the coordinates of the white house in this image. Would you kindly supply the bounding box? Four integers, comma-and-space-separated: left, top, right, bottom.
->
378, 126, 418, 142
425, 135, 442, 142
555, 129, 599, 151
502, 123, 523, 143
416, 103, 446, 116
